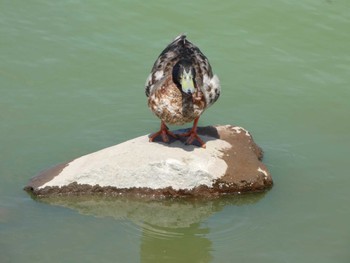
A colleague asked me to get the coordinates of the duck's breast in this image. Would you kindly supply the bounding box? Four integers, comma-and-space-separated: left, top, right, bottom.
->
148, 80, 205, 125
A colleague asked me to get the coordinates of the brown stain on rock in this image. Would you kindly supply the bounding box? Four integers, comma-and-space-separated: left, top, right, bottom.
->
214, 126, 273, 194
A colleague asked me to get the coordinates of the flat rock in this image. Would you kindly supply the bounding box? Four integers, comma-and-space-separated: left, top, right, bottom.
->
25, 125, 273, 198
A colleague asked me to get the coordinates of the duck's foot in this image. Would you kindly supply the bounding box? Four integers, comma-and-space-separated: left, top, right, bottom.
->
178, 130, 206, 148
149, 121, 178, 143
177, 117, 206, 148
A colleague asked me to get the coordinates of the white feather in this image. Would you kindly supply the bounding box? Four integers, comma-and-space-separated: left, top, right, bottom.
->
210, 75, 220, 90
154, 70, 164, 81
203, 74, 211, 86
200, 74, 221, 107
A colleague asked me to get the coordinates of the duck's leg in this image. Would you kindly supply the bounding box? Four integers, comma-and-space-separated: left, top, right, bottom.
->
149, 121, 178, 143
178, 117, 206, 148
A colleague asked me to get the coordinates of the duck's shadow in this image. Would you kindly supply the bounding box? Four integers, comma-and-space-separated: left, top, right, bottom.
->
148, 126, 220, 152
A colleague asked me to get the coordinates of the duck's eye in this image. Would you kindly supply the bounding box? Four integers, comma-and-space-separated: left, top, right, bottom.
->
183, 73, 192, 80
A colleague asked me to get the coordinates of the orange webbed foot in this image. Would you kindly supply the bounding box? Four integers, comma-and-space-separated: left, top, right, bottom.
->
149, 122, 178, 143
177, 117, 206, 148
178, 130, 206, 148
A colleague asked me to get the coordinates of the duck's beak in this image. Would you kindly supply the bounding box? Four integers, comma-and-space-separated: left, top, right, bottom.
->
180, 70, 195, 94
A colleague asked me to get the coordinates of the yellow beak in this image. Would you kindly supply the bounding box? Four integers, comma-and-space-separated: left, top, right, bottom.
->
180, 71, 195, 94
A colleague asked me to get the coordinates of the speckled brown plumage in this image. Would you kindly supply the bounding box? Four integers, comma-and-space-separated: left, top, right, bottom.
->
148, 77, 206, 125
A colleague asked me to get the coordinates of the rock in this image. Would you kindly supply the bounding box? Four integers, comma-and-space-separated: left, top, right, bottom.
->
24, 125, 273, 198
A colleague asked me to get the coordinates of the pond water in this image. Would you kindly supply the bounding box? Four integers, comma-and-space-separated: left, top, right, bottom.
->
1, 0, 349, 262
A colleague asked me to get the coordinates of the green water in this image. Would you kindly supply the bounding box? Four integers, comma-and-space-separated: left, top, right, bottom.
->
1, 0, 350, 262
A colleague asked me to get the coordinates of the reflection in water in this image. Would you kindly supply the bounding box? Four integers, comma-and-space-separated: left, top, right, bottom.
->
40, 193, 266, 261
141, 222, 212, 263
40, 194, 266, 228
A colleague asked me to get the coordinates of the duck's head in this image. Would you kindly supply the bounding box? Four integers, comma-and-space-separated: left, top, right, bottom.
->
173, 60, 196, 95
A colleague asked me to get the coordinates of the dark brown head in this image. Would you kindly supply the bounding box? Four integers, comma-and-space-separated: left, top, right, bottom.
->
172, 60, 196, 95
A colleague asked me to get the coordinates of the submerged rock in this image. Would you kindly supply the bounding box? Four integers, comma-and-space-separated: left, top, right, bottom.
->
25, 125, 273, 198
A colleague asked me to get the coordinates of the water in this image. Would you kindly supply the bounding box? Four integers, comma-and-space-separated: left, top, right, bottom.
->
1, 0, 349, 262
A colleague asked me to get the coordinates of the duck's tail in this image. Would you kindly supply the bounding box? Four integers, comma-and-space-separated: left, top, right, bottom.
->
173, 34, 187, 44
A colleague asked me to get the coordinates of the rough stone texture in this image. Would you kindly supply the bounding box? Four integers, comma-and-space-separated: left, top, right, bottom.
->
24, 125, 273, 198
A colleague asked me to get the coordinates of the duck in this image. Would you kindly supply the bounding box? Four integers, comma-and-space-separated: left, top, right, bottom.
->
145, 34, 220, 148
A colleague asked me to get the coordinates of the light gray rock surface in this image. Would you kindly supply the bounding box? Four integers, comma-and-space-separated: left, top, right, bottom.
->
25, 125, 273, 198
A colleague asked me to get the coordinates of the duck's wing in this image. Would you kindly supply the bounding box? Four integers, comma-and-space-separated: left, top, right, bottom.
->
145, 35, 185, 97
184, 37, 220, 107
